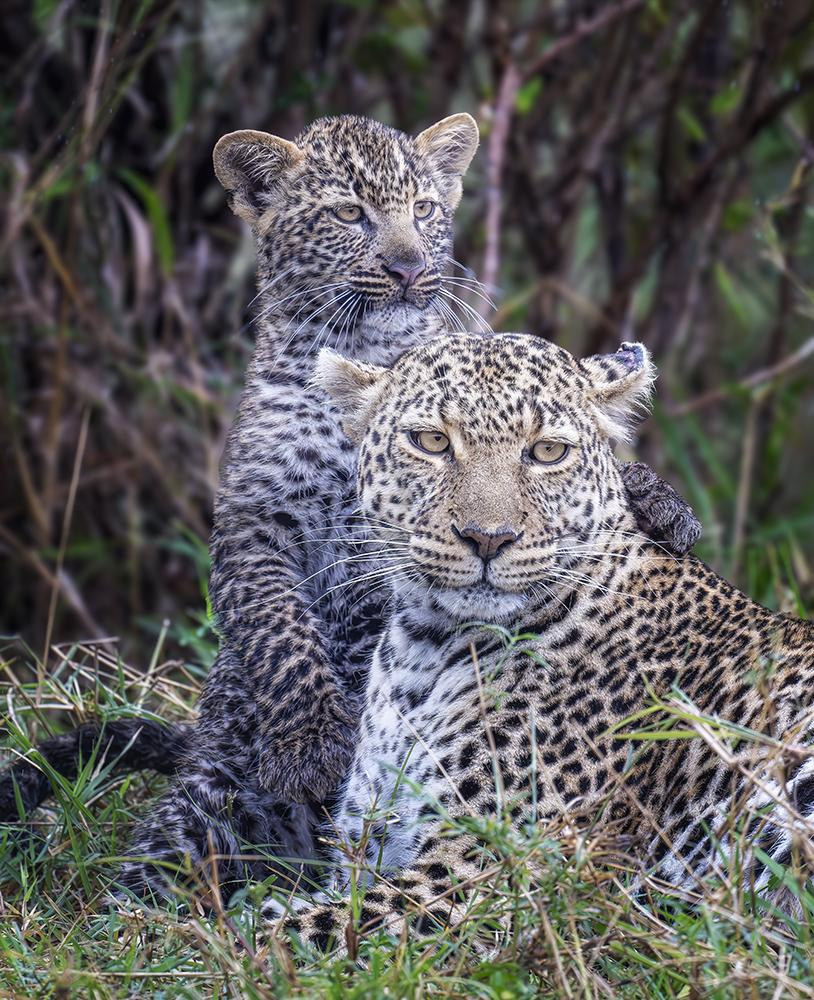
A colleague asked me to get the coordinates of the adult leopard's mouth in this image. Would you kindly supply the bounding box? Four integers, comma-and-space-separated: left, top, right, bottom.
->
421, 579, 529, 625
387, 556, 529, 623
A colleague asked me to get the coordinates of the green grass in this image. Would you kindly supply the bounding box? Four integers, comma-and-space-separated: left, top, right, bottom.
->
3, 615, 814, 999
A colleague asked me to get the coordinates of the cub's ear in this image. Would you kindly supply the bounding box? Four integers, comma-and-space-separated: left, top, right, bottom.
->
312, 349, 389, 443
213, 130, 304, 226
415, 113, 479, 207
579, 342, 657, 443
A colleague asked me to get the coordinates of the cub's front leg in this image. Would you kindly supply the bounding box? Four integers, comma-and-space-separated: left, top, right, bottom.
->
239, 595, 358, 802
210, 376, 359, 802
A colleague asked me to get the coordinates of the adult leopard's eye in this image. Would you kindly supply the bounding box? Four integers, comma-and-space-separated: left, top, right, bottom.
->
334, 205, 364, 224
414, 200, 436, 221
410, 430, 450, 454
531, 441, 569, 465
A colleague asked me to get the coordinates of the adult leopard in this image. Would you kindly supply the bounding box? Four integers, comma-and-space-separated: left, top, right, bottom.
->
272, 333, 814, 950
1, 117, 700, 901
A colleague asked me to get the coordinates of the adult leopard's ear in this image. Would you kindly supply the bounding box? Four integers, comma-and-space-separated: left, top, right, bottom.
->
580, 342, 657, 443
213, 130, 305, 226
312, 349, 389, 442
415, 113, 479, 208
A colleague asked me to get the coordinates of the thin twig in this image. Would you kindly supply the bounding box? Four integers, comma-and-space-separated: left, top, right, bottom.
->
481, 60, 521, 304
41, 409, 91, 677
730, 396, 759, 583
667, 336, 814, 416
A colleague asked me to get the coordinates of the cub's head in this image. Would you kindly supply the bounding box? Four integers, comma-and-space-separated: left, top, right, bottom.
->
214, 114, 478, 333
315, 334, 657, 624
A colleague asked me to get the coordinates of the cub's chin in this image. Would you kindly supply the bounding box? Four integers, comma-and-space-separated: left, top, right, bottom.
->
431, 583, 529, 625
362, 297, 431, 329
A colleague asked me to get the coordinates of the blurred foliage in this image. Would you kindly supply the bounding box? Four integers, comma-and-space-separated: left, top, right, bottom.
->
1, 0, 813, 668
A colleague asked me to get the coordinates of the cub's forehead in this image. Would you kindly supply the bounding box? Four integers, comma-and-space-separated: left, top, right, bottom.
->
295, 115, 432, 203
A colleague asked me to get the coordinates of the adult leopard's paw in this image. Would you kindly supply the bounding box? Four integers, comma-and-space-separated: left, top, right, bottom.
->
261, 894, 348, 954
621, 461, 701, 556
275, 901, 383, 958
258, 717, 356, 802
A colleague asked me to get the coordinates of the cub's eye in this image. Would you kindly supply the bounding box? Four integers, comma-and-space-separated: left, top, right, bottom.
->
410, 430, 450, 455
414, 200, 436, 221
334, 205, 364, 224
531, 441, 570, 465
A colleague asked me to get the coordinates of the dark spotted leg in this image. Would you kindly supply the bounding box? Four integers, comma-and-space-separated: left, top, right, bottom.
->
263, 827, 486, 953
621, 461, 701, 555
116, 764, 315, 902
116, 769, 248, 902
116, 647, 319, 901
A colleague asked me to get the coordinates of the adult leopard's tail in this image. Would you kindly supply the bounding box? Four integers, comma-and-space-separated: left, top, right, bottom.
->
0, 718, 190, 822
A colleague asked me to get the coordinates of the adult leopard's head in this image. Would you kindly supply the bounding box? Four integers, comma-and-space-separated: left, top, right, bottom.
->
214, 114, 479, 338
314, 334, 656, 624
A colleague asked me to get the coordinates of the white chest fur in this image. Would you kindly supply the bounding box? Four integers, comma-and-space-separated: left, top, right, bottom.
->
330, 620, 479, 876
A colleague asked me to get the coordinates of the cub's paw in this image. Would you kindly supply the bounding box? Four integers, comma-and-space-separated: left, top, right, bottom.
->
621, 461, 701, 556
258, 719, 356, 802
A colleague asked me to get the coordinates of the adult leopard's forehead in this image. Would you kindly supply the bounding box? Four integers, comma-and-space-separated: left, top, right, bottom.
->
383, 335, 591, 418
294, 115, 433, 206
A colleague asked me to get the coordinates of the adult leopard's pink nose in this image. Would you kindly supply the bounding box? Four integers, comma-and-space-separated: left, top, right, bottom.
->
454, 524, 520, 562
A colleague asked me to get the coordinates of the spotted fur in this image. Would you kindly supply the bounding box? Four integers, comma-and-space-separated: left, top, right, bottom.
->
272, 334, 814, 951
116, 113, 481, 897
1, 117, 700, 902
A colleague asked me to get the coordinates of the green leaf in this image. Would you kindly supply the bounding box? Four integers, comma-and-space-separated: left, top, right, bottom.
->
722, 198, 753, 231
171, 47, 195, 134
33, 0, 59, 28
677, 105, 706, 143
515, 78, 542, 115
38, 175, 75, 204
614, 729, 698, 741
710, 83, 741, 117
753, 846, 814, 913
713, 261, 750, 329
118, 168, 175, 276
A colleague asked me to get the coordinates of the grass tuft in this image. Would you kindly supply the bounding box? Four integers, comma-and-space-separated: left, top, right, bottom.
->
2, 635, 814, 997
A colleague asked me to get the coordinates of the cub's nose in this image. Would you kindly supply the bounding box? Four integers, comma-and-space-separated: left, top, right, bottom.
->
454, 523, 520, 562
385, 254, 426, 290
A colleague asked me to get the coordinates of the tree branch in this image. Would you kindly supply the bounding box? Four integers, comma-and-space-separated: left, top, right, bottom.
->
667, 336, 814, 416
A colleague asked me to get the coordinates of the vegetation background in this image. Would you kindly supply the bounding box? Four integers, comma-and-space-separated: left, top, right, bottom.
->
2, 0, 814, 664
2, 0, 814, 996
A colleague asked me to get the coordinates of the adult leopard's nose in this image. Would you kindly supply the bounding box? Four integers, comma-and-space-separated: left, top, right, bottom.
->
453, 523, 521, 562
